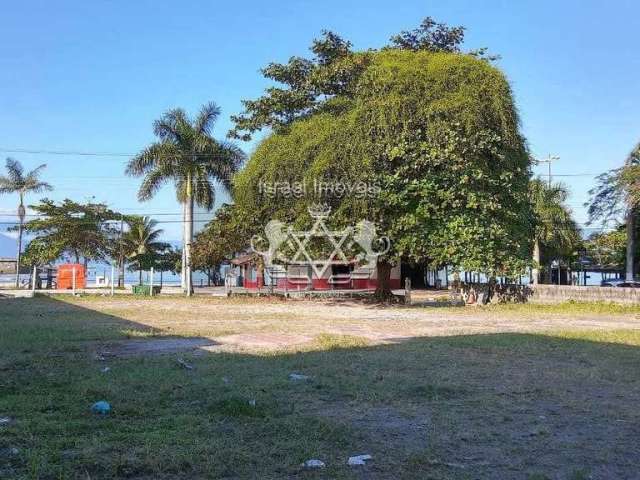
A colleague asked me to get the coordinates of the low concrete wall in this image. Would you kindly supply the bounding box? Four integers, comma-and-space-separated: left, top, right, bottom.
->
456, 282, 640, 305
530, 284, 640, 304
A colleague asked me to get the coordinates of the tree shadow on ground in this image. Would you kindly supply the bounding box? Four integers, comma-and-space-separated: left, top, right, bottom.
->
1, 296, 639, 479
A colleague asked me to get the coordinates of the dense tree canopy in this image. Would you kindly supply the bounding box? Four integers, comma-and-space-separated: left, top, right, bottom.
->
583, 229, 627, 270
232, 48, 533, 282
587, 142, 640, 222
192, 204, 250, 271
228, 17, 496, 141
20, 199, 119, 266
587, 141, 640, 279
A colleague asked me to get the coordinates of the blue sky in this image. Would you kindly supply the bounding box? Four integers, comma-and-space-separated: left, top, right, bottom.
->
0, 0, 638, 246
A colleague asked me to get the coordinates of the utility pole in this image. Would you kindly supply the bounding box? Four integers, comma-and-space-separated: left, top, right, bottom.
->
533, 154, 560, 187
532, 154, 560, 284
118, 214, 125, 288
15, 197, 25, 288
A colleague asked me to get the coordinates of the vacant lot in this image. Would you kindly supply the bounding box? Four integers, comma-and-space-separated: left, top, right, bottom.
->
1, 296, 640, 479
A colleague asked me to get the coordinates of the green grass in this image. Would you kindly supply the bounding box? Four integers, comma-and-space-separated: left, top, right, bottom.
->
481, 299, 640, 315
1, 296, 640, 479
549, 328, 640, 346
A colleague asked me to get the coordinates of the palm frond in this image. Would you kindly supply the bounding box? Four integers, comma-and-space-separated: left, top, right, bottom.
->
203, 141, 245, 190
133, 103, 240, 216
193, 173, 215, 210
0, 175, 15, 194
25, 180, 53, 194
5, 158, 24, 183
127, 143, 179, 176
137, 168, 171, 202
153, 108, 189, 142
530, 178, 581, 251
24, 163, 47, 180
122, 216, 164, 259
194, 102, 221, 136
175, 177, 188, 204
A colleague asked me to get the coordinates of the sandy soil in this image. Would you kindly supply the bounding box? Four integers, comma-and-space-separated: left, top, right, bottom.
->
77, 296, 640, 355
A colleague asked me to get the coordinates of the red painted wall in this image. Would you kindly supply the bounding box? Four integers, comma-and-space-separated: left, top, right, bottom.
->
243, 267, 402, 291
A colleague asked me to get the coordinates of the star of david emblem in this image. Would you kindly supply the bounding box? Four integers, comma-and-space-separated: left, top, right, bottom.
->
288, 211, 353, 279
249, 204, 391, 276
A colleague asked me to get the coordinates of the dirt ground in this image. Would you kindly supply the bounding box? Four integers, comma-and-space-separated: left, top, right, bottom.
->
79, 296, 640, 355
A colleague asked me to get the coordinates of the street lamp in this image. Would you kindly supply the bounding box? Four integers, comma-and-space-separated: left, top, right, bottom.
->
533, 154, 560, 187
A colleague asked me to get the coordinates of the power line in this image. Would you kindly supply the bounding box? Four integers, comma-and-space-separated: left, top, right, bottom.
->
545, 174, 600, 177
0, 218, 217, 226
0, 211, 215, 218
0, 147, 607, 178
0, 148, 134, 157
0, 147, 241, 158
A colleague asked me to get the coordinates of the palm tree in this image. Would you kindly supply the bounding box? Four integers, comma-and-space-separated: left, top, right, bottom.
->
530, 178, 580, 284
126, 103, 244, 295
122, 216, 167, 285
0, 158, 52, 287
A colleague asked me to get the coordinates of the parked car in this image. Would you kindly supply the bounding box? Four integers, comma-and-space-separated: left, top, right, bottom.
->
600, 279, 640, 288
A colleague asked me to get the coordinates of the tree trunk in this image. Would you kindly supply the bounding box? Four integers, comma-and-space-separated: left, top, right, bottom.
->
181, 201, 187, 290
626, 208, 635, 281
185, 175, 194, 296
160, 270, 163, 287
118, 256, 125, 288
532, 238, 541, 285
15, 194, 24, 288
257, 262, 264, 289
374, 259, 393, 299
118, 216, 125, 287
15, 222, 23, 289
139, 269, 142, 285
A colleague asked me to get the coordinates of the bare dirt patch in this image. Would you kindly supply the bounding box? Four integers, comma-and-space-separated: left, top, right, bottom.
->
69, 296, 640, 346
96, 337, 217, 357
213, 333, 315, 350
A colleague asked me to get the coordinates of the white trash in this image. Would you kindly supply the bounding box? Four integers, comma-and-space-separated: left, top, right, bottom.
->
302, 459, 326, 469
348, 454, 372, 466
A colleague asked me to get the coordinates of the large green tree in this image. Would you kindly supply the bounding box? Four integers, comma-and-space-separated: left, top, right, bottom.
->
155, 247, 181, 287
0, 158, 53, 287
583, 229, 626, 271
228, 17, 496, 141
233, 47, 533, 296
126, 102, 245, 295
20, 199, 118, 267
192, 204, 249, 271
587, 142, 640, 280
